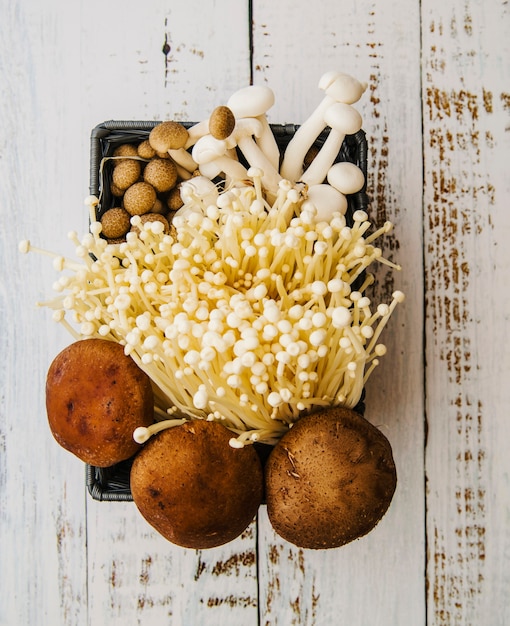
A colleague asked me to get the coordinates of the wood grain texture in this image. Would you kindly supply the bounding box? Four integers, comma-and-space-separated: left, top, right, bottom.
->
1, 0, 509, 624
252, 1, 425, 623
1, 3, 88, 625
422, 1, 510, 624
78, 2, 259, 624
86, 504, 258, 625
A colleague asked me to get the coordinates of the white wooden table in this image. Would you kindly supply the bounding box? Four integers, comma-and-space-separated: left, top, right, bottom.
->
1, 1, 509, 624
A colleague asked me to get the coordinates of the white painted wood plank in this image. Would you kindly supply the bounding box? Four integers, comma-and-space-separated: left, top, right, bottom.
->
1, 2, 89, 625
252, 1, 426, 624
76, 2, 260, 624
86, 503, 258, 625
5, 0, 508, 624
421, 1, 510, 624
1, 1, 258, 625
77, 0, 252, 129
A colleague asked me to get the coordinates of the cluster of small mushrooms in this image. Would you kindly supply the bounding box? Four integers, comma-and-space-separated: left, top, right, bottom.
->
21, 70, 403, 550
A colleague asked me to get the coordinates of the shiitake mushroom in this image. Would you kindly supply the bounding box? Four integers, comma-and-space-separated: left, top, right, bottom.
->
130, 420, 264, 549
264, 407, 397, 549
45, 338, 154, 467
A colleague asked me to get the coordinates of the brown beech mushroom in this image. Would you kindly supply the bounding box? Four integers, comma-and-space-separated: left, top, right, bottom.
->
150, 197, 165, 215
123, 181, 157, 216
208, 105, 236, 140
45, 338, 154, 467
137, 139, 156, 160
130, 420, 264, 549
149, 121, 196, 173
100, 207, 131, 239
149, 120, 189, 153
112, 159, 141, 191
110, 182, 125, 198
113, 143, 139, 162
143, 157, 178, 193
166, 185, 184, 211
265, 407, 397, 549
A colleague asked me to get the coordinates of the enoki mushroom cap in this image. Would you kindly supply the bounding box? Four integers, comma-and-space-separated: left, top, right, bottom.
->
29, 165, 403, 447
23, 69, 403, 450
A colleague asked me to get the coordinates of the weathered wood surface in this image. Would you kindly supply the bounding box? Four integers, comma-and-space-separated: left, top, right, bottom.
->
0, 0, 508, 624
422, 2, 510, 624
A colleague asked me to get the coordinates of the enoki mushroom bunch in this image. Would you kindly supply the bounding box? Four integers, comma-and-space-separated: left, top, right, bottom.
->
21, 70, 404, 447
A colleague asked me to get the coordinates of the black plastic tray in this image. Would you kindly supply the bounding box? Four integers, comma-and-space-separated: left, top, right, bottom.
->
87, 120, 369, 501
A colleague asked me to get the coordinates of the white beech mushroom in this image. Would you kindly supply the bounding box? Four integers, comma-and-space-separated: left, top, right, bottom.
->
227, 85, 280, 171
327, 161, 365, 195
300, 102, 363, 186
191, 134, 249, 183
318, 71, 368, 105
303, 183, 348, 222
280, 72, 367, 182
226, 118, 282, 198
178, 175, 220, 210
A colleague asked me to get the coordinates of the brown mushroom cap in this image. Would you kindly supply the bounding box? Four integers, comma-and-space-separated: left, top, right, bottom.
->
265, 407, 397, 549
209, 105, 236, 140
137, 139, 156, 160
113, 143, 139, 162
112, 159, 141, 191
143, 158, 178, 193
45, 339, 154, 467
166, 186, 184, 211
100, 207, 131, 239
130, 420, 264, 549
123, 182, 157, 216
110, 182, 125, 198
150, 197, 166, 215
149, 121, 189, 153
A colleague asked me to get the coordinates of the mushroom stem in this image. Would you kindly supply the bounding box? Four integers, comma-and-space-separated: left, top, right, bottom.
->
184, 119, 210, 149
227, 118, 282, 198
201, 155, 249, 183
192, 135, 249, 184
133, 418, 187, 444
279, 98, 334, 182
300, 103, 363, 186
173, 163, 193, 180
255, 114, 281, 171
168, 148, 197, 173
227, 85, 280, 171
300, 127, 345, 186
280, 71, 367, 183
